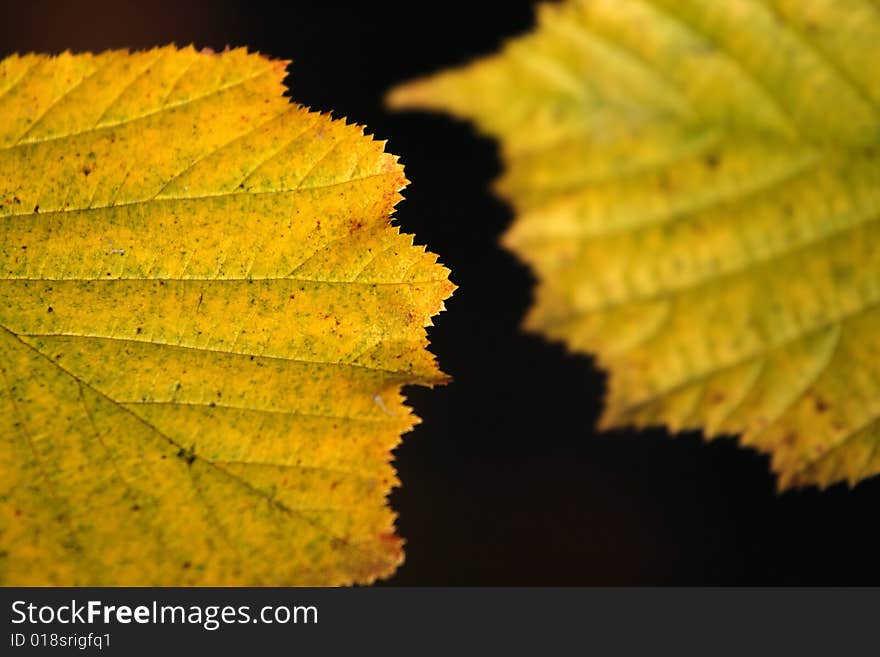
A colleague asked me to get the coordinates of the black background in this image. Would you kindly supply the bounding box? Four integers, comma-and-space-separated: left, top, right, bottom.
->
3, 0, 879, 585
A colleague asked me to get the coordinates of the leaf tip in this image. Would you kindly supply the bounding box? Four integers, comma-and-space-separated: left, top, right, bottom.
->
385, 75, 441, 112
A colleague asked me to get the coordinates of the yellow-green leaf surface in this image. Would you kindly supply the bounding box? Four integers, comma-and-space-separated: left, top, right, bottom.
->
389, 0, 880, 489
0, 46, 453, 585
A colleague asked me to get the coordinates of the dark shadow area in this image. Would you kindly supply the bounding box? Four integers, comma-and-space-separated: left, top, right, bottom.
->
3, 0, 878, 585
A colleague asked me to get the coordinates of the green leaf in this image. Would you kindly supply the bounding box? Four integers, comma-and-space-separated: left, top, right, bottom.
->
389, 0, 880, 489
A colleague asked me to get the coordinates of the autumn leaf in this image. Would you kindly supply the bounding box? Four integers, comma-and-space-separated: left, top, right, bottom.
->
0, 46, 453, 585
389, 0, 880, 489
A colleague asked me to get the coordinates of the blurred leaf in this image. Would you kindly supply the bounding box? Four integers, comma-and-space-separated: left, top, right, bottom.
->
389, 0, 880, 489
0, 46, 453, 584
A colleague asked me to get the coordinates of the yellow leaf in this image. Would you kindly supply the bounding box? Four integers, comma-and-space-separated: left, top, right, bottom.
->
0, 46, 453, 585
388, 0, 880, 489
